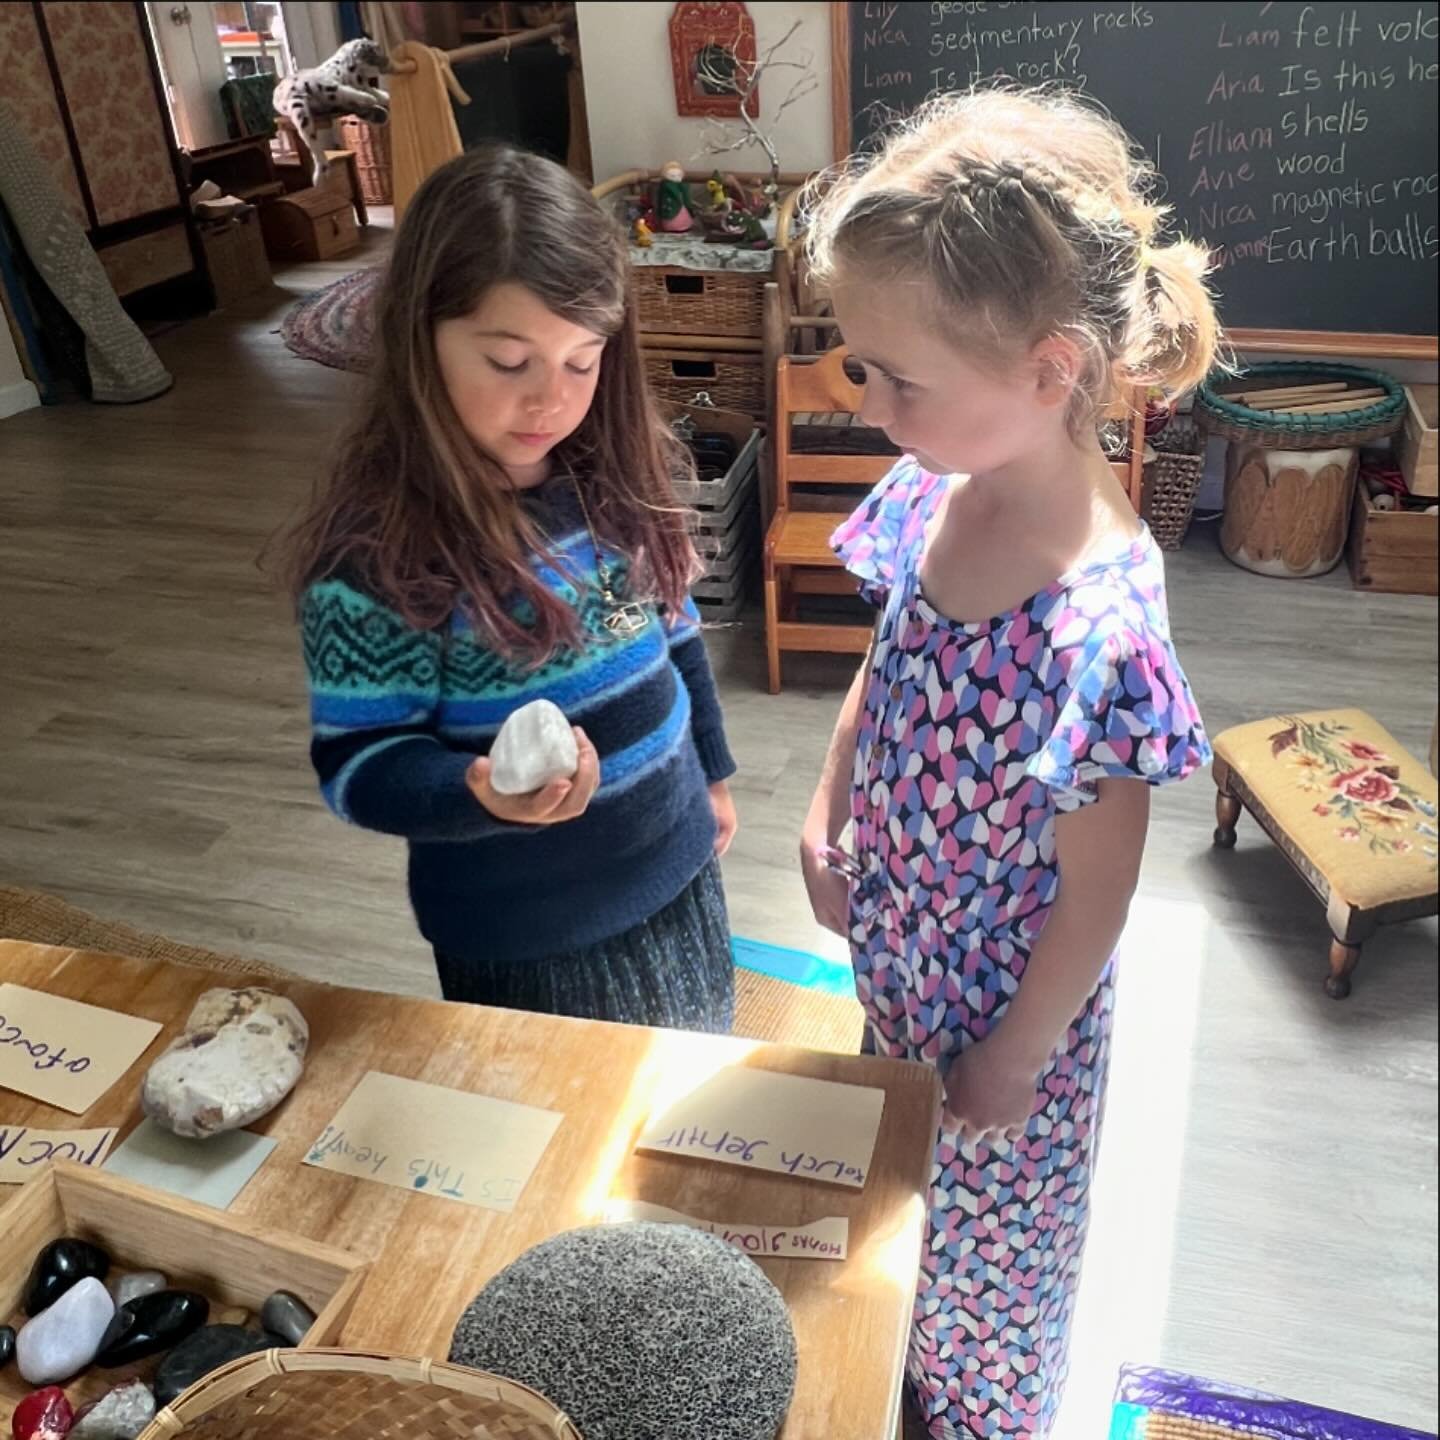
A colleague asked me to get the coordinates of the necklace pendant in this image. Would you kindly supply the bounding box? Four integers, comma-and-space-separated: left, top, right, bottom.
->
604, 602, 649, 637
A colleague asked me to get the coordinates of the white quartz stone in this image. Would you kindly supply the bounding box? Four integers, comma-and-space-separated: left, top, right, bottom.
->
71, 1381, 157, 1440
489, 699, 579, 796
17, 1276, 114, 1385
141, 987, 308, 1140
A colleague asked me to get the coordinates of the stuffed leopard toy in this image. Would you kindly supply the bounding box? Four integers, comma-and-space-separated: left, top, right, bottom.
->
274, 39, 390, 184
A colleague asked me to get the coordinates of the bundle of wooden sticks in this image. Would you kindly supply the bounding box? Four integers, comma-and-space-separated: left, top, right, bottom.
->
1215, 379, 1391, 417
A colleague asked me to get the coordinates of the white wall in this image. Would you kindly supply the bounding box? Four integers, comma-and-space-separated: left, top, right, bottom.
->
0, 322, 40, 421
576, 1, 833, 184
285, 1, 342, 72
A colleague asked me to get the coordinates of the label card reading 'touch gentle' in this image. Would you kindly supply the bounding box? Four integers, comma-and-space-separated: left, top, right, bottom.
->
303, 1071, 563, 1212
636, 1067, 885, 1189
0, 983, 163, 1115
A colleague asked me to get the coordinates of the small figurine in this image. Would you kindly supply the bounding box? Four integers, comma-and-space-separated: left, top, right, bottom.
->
705, 170, 732, 213
655, 160, 694, 233
737, 210, 770, 250
633, 216, 654, 248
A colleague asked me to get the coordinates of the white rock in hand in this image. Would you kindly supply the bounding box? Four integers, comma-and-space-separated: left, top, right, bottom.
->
489, 699, 580, 796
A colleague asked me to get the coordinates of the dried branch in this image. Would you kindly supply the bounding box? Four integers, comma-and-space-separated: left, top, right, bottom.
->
691, 19, 815, 193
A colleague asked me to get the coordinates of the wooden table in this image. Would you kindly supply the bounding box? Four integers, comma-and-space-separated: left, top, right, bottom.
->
0, 940, 940, 1435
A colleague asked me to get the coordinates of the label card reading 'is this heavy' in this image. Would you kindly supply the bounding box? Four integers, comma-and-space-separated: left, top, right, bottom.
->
303, 1071, 563, 1212
636, 1067, 884, 1190
0, 984, 163, 1114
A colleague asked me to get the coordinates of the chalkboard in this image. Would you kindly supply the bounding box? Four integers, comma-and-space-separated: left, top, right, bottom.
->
834, 2, 1439, 355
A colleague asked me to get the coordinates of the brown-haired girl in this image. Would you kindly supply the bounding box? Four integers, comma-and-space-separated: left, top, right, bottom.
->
283, 146, 738, 1030
798, 88, 1216, 1435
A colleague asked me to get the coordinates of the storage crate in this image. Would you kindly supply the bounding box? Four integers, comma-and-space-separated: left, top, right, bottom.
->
1348, 487, 1439, 595
645, 348, 764, 419
633, 266, 765, 338
670, 411, 761, 621
1, 1162, 368, 1427
199, 210, 272, 307
1396, 383, 1437, 498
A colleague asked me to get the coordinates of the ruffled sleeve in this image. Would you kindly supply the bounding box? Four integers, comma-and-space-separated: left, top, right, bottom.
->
829, 458, 939, 607
1028, 621, 1212, 812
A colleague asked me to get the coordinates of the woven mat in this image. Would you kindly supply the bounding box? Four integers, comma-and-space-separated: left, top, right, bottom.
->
279, 265, 382, 372
0, 886, 864, 1053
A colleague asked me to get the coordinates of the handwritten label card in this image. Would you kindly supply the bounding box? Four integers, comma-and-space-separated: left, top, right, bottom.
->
0, 984, 163, 1114
0, 1125, 116, 1184
607, 1200, 850, 1261
636, 1067, 884, 1189
303, 1071, 563, 1212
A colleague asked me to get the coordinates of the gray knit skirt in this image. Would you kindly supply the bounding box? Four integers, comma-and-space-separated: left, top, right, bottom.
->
433, 857, 734, 1032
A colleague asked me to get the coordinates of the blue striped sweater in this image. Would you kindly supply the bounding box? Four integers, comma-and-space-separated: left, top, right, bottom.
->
300, 480, 735, 965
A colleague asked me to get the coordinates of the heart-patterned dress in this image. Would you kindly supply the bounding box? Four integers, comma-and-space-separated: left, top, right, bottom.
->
831, 461, 1210, 1437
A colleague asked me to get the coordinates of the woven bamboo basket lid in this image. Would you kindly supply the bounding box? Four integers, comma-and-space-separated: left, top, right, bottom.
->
137, 1348, 582, 1439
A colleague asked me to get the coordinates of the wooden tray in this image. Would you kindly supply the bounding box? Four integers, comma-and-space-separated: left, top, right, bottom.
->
1, 1162, 369, 1424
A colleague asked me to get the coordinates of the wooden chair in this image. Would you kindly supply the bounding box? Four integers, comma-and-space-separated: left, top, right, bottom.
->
760, 328, 1149, 692
764, 346, 895, 693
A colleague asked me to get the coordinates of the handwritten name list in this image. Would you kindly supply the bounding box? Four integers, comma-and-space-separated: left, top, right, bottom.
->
848, 3, 1438, 335
607, 1200, 851, 1261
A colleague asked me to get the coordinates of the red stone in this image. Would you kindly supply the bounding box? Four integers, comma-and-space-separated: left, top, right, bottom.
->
11, 1387, 73, 1440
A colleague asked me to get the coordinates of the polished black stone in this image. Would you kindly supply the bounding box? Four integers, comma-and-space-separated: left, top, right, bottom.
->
96, 1289, 210, 1367
154, 1326, 273, 1407
259, 1291, 316, 1347
23, 1238, 111, 1316
0, 1324, 14, 1368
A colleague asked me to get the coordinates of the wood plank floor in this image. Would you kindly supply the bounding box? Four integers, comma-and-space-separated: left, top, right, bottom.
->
1, 217, 1435, 1434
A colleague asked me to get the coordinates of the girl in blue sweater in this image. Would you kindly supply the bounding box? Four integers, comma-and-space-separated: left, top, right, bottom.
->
281, 146, 738, 1030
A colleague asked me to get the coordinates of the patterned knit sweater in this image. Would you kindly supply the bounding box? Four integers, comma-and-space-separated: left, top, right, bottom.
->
300, 478, 735, 965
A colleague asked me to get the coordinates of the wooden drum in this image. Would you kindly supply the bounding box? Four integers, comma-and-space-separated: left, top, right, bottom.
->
1220, 443, 1358, 578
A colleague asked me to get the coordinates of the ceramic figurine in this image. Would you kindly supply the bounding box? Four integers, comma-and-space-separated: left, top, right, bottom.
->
633, 216, 654, 248
655, 161, 693, 233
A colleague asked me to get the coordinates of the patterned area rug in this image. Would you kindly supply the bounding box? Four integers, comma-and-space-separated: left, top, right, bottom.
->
280, 265, 383, 372
0, 885, 864, 1053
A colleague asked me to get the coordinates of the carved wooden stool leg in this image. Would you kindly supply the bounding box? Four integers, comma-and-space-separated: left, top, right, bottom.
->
1325, 938, 1361, 1000
1213, 788, 1241, 849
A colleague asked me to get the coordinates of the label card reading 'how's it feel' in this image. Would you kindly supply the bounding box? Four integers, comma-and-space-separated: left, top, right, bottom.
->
636, 1067, 884, 1189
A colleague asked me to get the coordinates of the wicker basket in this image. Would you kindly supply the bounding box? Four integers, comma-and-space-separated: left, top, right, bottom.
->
336, 116, 392, 206
137, 1348, 583, 1439
1195, 362, 1406, 449
1141, 425, 1206, 550
198, 210, 272, 308
633, 266, 766, 338
644, 347, 765, 417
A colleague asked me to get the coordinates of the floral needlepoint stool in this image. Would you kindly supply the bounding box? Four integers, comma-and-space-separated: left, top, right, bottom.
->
1212, 709, 1439, 999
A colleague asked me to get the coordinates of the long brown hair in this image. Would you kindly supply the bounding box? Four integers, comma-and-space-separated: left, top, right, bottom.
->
804, 86, 1222, 433
277, 145, 696, 663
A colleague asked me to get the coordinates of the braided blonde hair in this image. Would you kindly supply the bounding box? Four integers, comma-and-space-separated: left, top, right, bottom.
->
804, 86, 1221, 432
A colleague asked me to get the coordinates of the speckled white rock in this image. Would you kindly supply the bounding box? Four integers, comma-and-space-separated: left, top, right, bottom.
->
141, 987, 308, 1139
489, 699, 579, 795
71, 1381, 156, 1440
17, 1276, 114, 1384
